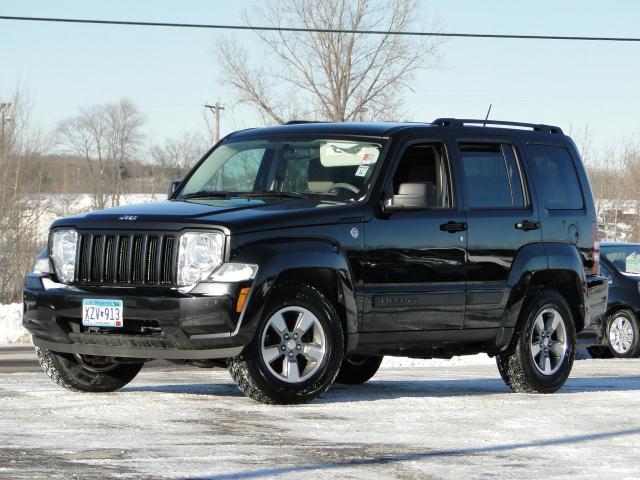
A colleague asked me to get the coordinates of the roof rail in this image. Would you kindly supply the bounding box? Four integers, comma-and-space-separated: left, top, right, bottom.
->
284, 120, 326, 125
432, 118, 563, 135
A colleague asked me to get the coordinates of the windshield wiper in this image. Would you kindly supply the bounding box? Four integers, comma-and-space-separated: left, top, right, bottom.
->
181, 190, 232, 200
239, 190, 308, 199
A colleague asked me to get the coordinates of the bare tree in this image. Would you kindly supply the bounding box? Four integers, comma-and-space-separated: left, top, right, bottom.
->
575, 124, 638, 242
219, 0, 441, 124
149, 131, 208, 179
0, 87, 50, 303
57, 99, 145, 209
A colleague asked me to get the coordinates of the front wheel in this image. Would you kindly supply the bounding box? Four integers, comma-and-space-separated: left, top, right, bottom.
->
228, 283, 344, 404
36, 347, 144, 392
605, 309, 640, 358
497, 288, 576, 394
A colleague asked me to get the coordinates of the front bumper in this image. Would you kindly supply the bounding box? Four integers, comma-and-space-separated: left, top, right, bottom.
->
23, 274, 252, 360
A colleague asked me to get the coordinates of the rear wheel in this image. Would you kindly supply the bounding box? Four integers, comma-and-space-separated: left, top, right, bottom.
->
497, 288, 576, 394
335, 355, 383, 384
605, 309, 640, 358
36, 347, 144, 392
228, 283, 344, 404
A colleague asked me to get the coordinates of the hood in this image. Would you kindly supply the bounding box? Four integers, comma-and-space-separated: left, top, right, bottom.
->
52, 197, 365, 234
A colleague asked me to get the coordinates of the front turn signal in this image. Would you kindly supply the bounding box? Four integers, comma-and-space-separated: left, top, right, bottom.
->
236, 287, 250, 313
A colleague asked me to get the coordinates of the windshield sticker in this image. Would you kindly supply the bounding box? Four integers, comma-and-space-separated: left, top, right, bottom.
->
355, 165, 370, 177
626, 253, 640, 274
361, 153, 376, 165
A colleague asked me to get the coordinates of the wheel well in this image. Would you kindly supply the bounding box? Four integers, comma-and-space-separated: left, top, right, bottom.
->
529, 269, 585, 332
275, 268, 346, 333
605, 304, 634, 321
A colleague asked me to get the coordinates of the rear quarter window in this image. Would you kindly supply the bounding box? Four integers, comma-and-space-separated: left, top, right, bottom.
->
527, 145, 584, 210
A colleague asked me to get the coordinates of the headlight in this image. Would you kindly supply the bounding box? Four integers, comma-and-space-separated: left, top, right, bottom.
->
177, 232, 224, 286
50, 229, 77, 283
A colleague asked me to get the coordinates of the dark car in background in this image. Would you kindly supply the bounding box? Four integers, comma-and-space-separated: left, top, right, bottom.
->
587, 242, 640, 358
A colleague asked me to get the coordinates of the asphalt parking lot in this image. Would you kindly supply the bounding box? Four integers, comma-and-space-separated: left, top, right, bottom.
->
1, 357, 640, 479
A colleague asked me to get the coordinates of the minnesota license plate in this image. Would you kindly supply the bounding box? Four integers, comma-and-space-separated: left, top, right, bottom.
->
82, 299, 124, 328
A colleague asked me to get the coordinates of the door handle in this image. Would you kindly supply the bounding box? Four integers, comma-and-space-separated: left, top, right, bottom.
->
440, 221, 468, 233
515, 220, 541, 231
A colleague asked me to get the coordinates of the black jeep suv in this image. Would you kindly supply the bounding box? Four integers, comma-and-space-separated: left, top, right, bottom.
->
24, 118, 608, 404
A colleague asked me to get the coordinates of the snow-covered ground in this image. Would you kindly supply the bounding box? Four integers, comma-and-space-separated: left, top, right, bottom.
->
0, 303, 29, 344
1, 360, 640, 479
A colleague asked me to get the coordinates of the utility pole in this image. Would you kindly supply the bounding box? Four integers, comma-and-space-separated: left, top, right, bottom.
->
204, 101, 225, 143
0, 102, 12, 156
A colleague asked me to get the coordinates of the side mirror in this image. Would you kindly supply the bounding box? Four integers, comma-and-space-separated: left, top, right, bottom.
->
383, 182, 436, 212
167, 180, 181, 197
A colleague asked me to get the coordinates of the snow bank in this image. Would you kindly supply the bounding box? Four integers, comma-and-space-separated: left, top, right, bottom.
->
0, 303, 30, 344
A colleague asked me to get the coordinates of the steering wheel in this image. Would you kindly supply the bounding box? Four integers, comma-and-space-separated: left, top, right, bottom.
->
327, 183, 360, 196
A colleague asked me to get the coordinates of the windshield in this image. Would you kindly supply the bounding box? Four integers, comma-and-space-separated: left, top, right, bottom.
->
178, 138, 383, 201
602, 245, 640, 274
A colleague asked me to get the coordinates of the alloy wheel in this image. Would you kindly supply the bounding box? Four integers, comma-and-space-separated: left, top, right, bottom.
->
529, 307, 568, 375
260, 306, 327, 383
609, 315, 635, 355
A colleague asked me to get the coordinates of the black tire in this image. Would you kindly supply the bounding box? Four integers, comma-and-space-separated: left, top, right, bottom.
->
496, 288, 576, 394
604, 309, 640, 358
228, 282, 344, 404
335, 355, 384, 384
36, 347, 144, 392
586, 345, 614, 359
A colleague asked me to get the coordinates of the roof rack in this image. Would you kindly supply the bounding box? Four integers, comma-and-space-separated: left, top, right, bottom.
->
284, 120, 326, 125
432, 118, 563, 135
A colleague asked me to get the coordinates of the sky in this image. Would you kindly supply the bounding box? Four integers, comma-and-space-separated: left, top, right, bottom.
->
1, 0, 639, 152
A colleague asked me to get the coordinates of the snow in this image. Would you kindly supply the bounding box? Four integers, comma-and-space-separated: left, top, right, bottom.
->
1, 360, 640, 479
0, 303, 30, 344
381, 353, 494, 368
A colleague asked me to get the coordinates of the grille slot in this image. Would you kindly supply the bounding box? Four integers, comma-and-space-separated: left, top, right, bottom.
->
76, 232, 176, 286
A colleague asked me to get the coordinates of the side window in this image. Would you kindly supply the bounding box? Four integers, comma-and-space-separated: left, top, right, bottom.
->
391, 142, 453, 208
459, 143, 527, 209
527, 145, 584, 210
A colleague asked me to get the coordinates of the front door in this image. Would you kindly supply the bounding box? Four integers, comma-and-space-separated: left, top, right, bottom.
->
362, 140, 467, 332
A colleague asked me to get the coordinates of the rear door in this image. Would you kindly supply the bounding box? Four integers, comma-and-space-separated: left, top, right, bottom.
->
525, 142, 592, 269
455, 138, 542, 329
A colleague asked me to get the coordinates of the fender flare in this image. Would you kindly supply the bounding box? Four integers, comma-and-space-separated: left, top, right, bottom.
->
496, 241, 586, 351
230, 238, 357, 345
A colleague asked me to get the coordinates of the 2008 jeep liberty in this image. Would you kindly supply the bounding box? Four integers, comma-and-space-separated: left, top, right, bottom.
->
24, 118, 608, 404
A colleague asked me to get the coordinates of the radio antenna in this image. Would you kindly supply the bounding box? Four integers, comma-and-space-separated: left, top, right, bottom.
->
483, 104, 492, 126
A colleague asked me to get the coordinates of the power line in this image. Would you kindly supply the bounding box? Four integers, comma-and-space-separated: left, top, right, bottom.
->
0, 15, 639, 42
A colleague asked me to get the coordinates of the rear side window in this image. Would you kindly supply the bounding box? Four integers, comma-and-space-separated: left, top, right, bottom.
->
528, 145, 584, 210
459, 143, 527, 209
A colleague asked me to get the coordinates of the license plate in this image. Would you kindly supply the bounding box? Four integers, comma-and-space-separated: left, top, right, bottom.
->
82, 299, 124, 328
